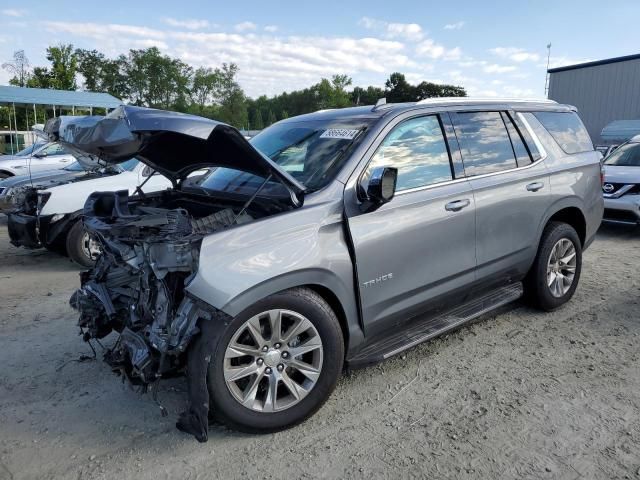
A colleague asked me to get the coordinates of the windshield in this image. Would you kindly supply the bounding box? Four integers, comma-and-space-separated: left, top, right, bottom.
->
195, 118, 374, 195
15, 142, 46, 157
63, 161, 85, 172
604, 143, 640, 166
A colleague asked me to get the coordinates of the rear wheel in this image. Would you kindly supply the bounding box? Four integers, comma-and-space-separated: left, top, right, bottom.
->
207, 287, 344, 433
524, 222, 582, 311
65, 220, 100, 268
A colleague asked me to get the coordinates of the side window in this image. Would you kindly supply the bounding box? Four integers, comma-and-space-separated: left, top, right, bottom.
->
533, 111, 593, 154
501, 112, 532, 167
43, 143, 66, 155
454, 111, 517, 176
367, 115, 453, 191
512, 112, 541, 161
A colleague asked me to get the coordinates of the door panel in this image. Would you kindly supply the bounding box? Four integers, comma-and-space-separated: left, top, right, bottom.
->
469, 162, 550, 280
347, 181, 476, 336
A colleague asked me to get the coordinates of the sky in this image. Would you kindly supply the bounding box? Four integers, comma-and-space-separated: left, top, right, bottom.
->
1, 0, 639, 100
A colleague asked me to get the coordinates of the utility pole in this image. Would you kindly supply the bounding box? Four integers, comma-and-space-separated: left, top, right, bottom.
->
544, 43, 552, 97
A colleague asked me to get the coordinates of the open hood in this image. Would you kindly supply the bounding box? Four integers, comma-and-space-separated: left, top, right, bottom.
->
44, 105, 305, 194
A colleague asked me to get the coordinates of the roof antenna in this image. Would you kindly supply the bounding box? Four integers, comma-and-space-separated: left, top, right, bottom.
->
372, 97, 387, 111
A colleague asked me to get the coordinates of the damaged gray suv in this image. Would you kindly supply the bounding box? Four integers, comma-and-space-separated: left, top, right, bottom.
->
48, 100, 602, 441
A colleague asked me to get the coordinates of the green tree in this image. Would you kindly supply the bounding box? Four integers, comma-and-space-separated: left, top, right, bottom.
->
125, 47, 192, 109
266, 109, 277, 126
26, 67, 52, 89
385, 72, 415, 102
46, 44, 78, 90
2, 50, 30, 87
251, 109, 264, 129
215, 63, 247, 127
75, 49, 106, 91
191, 67, 222, 111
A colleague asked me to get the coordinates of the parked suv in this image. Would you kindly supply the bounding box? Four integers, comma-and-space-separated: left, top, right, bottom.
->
601, 134, 640, 224
50, 102, 602, 441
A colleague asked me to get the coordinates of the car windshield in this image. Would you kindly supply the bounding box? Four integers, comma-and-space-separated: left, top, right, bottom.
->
15, 142, 46, 157
604, 143, 640, 166
63, 161, 85, 172
195, 118, 374, 195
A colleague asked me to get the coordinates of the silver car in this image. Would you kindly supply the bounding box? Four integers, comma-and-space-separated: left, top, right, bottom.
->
49, 101, 602, 440
0, 141, 76, 178
602, 135, 640, 224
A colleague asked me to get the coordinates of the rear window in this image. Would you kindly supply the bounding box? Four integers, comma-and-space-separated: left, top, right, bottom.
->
533, 112, 593, 154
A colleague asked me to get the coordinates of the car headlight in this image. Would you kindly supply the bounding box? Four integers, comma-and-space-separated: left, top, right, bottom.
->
37, 192, 51, 214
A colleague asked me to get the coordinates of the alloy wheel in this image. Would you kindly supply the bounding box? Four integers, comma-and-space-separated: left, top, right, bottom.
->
223, 309, 324, 413
546, 238, 577, 298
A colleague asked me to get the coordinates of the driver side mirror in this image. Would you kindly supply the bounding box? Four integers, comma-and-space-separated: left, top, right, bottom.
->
141, 165, 154, 177
34, 151, 47, 158
365, 166, 397, 205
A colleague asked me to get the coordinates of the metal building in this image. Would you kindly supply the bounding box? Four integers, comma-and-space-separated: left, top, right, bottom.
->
547, 53, 640, 145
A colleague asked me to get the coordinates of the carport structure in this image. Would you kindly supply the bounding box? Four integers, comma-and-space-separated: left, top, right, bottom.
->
0, 85, 122, 153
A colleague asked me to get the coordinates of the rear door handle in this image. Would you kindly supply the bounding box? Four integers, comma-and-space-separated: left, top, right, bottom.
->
526, 182, 544, 192
445, 199, 471, 212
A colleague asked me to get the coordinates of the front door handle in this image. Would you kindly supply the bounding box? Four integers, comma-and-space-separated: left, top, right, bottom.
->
526, 182, 544, 192
445, 199, 471, 212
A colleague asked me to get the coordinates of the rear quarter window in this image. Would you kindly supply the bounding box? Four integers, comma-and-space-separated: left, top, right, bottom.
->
533, 111, 593, 154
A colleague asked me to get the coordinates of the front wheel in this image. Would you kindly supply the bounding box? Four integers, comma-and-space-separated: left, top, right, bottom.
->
207, 287, 344, 433
65, 220, 101, 268
524, 221, 582, 311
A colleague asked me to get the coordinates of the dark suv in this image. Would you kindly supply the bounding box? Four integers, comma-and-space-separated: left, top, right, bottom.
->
47, 99, 603, 440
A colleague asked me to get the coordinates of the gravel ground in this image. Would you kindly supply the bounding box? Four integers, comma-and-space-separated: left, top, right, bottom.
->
0, 215, 639, 480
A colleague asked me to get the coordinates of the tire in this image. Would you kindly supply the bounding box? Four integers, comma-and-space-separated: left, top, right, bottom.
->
0, 172, 11, 179
524, 221, 582, 311
65, 220, 100, 268
207, 287, 344, 433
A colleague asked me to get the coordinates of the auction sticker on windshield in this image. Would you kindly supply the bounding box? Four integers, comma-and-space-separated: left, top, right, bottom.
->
320, 129, 360, 140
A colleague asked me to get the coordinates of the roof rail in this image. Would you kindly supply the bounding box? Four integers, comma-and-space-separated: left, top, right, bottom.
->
415, 96, 558, 105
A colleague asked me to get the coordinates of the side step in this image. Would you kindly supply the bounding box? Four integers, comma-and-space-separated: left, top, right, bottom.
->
348, 283, 523, 367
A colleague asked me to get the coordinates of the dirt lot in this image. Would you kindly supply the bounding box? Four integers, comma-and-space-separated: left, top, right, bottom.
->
0, 215, 639, 480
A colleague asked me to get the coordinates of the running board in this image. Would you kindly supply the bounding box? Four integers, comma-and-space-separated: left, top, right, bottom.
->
348, 283, 523, 367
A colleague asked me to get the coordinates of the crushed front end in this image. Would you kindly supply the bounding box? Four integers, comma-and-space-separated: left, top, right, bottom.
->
70, 189, 254, 440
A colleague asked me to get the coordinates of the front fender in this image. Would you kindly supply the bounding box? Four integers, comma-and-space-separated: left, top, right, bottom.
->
184, 198, 364, 353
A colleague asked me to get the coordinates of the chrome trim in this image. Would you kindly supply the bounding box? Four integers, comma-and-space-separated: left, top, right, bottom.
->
516, 112, 548, 161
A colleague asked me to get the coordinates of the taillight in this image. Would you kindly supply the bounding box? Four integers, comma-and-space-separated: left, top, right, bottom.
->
600, 165, 605, 186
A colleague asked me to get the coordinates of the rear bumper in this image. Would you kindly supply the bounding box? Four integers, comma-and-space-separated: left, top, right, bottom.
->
603, 196, 640, 225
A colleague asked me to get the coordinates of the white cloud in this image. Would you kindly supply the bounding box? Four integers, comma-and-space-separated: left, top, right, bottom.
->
444, 21, 465, 30
1, 9, 26, 17
234, 21, 257, 32
416, 39, 461, 60
544, 56, 592, 69
359, 17, 424, 41
161, 17, 210, 30
490, 47, 540, 62
264, 25, 278, 33
386, 22, 423, 41
483, 63, 518, 74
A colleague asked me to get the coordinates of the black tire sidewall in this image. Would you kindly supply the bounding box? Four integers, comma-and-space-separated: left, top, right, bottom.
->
530, 222, 582, 311
207, 288, 344, 433
65, 220, 96, 268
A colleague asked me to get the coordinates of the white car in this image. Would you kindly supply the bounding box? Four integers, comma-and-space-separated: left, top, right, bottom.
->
0, 142, 76, 178
7, 159, 173, 266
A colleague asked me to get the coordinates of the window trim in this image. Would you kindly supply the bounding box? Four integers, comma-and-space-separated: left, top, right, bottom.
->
501, 111, 532, 167
451, 110, 520, 177
358, 113, 456, 196
395, 111, 549, 194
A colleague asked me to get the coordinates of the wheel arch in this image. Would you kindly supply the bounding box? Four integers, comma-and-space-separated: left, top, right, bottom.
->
546, 206, 587, 247
211, 270, 365, 358
0, 170, 14, 177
